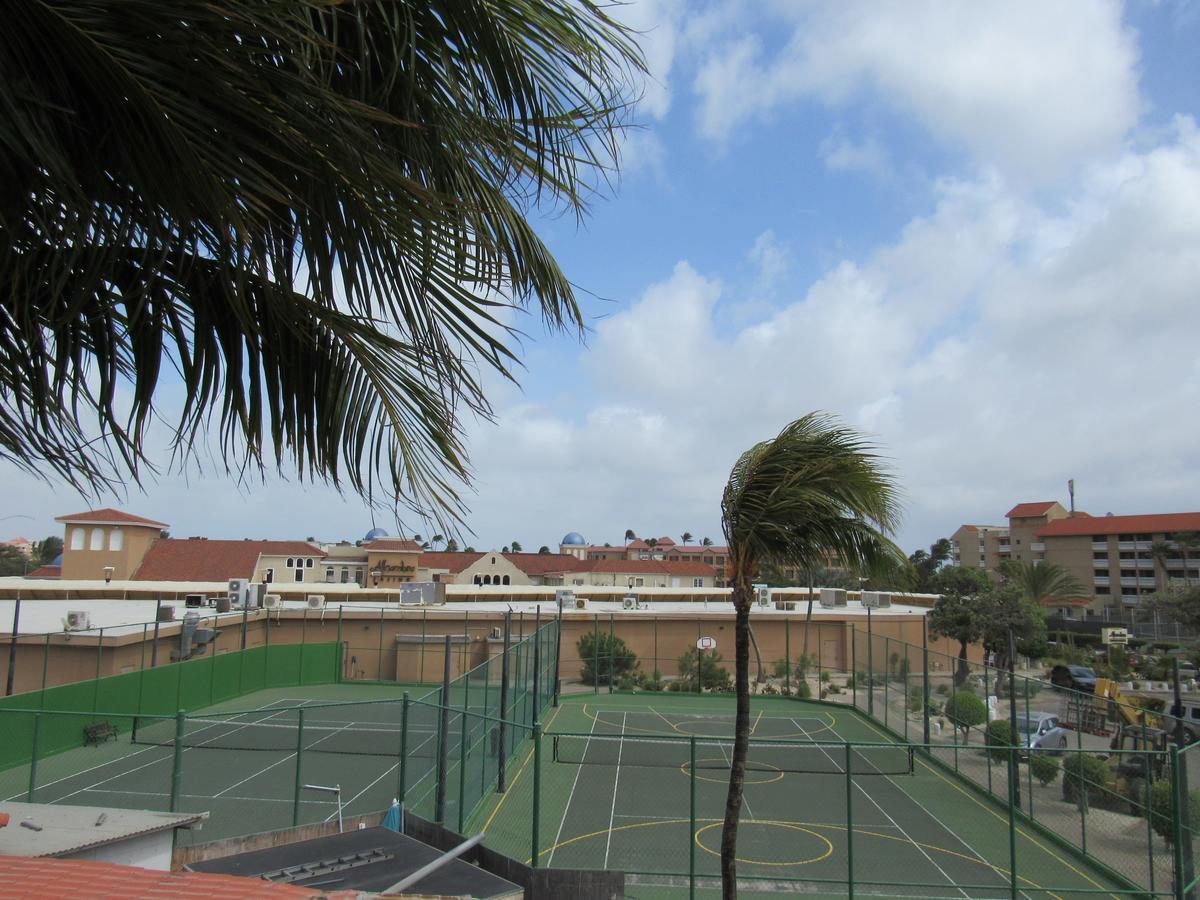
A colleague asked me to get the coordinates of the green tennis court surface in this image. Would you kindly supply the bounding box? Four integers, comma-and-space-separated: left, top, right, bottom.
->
474, 693, 1136, 899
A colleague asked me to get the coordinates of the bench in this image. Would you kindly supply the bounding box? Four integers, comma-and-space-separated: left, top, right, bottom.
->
83, 722, 118, 746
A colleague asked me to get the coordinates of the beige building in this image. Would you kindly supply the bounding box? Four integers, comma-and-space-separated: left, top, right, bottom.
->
952, 501, 1200, 615
56, 509, 168, 581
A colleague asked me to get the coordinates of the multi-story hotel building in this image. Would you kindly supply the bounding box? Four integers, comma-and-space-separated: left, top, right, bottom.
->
951, 501, 1200, 615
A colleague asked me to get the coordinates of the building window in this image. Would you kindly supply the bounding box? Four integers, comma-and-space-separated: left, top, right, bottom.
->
341, 567, 349, 583
109, 528, 123, 551
287, 558, 294, 567
635, 577, 645, 587
325, 567, 335, 583
491, 556, 496, 564
89, 528, 103, 551
69, 528, 83, 550
474, 575, 482, 585
305, 558, 313, 568
502, 575, 510, 585
265, 568, 273, 583
573, 578, 584, 586
693, 577, 704, 587
295, 568, 304, 582
1095, 586, 1109, 594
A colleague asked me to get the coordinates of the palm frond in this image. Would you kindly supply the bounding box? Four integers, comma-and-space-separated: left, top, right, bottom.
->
0, 0, 643, 530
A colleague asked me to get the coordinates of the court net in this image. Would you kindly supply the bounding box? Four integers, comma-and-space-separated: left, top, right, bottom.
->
130, 711, 492, 758
552, 733, 915, 775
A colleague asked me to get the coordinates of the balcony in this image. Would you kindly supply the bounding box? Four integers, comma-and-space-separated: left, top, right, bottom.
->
1093, 577, 1110, 587
1092, 541, 1109, 551
1119, 577, 1157, 588
1118, 541, 1141, 550
1030, 542, 1045, 552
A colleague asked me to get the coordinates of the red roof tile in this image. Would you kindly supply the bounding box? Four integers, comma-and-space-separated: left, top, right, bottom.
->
362, 538, 423, 552
54, 508, 168, 528
0, 855, 337, 899
25, 565, 60, 578
1038, 512, 1200, 538
419, 551, 485, 572
1006, 501, 1059, 519
578, 558, 715, 576
132, 539, 323, 582
504, 552, 589, 576
673, 545, 729, 554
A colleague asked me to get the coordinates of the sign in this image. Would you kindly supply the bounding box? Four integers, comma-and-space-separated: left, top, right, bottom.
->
697, 636, 717, 651
1102, 627, 1129, 645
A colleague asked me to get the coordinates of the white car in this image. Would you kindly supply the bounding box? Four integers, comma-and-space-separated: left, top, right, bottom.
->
1016, 712, 1069, 756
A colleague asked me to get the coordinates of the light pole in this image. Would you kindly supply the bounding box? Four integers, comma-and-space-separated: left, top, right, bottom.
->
861, 576, 873, 718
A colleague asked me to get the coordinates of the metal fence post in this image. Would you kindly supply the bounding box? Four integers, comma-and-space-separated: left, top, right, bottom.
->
336, 605, 344, 682
922, 620, 930, 746
785, 618, 791, 694
292, 707, 306, 826
436, 635, 452, 824
170, 710, 186, 812
689, 736, 697, 900
457, 683, 469, 833
398, 692, 409, 804
593, 615, 599, 694
26, 712, 42, 801
845, 743, 855, 899
498, 612, 511, 792
608, 613, 615, 694
531, 722, 542, 868
1007, 743, 1018, 899
851, 626, 858, 709
553, 603, 563, 708
533, 608, 542, 720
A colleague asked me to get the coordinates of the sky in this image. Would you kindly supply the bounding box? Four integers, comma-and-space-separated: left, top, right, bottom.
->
5, 0, 1200, 556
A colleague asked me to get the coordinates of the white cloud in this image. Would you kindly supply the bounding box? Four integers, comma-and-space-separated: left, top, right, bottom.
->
693, 0, 1141, 181
819, 131, 891, 180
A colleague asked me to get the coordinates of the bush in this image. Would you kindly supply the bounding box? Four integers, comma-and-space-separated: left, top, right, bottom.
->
1062, 753, 1112, 806
577, 631, 638, 685
1150, 780, 1200, 845
935, 683, 950, 696
985, 719, 1016, 762
906, 686, 924, 713
826, 683, 842, 695
1030, 753, 1060, 787
771, 658, 790, 680
944, 691, 987, 742
794, 681, 812, 699
819, 670, 831, 683
677, 648, 731, 691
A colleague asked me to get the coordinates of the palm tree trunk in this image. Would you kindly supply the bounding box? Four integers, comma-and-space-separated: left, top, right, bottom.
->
801, 569, 814, 660
956, 640, 969, 687
721, 585, 752, 899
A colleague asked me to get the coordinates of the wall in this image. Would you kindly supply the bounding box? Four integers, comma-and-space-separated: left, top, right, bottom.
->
60, 525, 159, 581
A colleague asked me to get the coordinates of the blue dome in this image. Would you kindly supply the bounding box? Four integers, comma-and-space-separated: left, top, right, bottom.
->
561, 532, 586, 545
365, 527, 390, 541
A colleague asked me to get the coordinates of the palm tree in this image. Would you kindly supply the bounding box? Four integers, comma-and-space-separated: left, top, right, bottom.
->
718, 413, 903, 898
429, 534, 445, 551
444, 538, 459, 553
1173, 532, 1200, 586
681, 531, 694, 545
702, 537, 714, 547
1, 3, 641, 531
644, 537, 659, 549
1150, 539, 1175, 590
997, 560, 1086, 606
510, 540, 523, 553
624, 529, 637, 545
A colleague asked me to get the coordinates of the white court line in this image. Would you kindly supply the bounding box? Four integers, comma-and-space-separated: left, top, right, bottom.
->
322, 727, 441, 823
602, 712, 628, 868
547, 708, 599, 866
789, 718, 975, 900
716, 738, 755, 820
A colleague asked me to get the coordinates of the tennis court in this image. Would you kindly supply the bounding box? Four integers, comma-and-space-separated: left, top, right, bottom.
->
475, 693, 1136, 898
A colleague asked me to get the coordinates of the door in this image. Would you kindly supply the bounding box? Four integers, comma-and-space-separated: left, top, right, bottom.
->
821, 639, 843, 672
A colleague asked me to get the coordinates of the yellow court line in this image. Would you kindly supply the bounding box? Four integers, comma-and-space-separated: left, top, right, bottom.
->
578, 702, 836, 739
852, 713, 1118, 899
530, 814, 1054, 892
480, 704, 562, 832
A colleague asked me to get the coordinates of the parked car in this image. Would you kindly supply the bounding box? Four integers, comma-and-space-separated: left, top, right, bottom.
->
1049, 664, 1097, 693
1015, 712, 1069, 756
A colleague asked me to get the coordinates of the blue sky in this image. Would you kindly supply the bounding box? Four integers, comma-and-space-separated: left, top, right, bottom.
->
6, 0, 1200, 556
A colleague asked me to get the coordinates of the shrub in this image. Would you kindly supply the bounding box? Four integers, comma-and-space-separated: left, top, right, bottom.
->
677, 648, 731, 691
771, 658, 791, 680
826, 683, 842, 695
577, 631, 638, 685
935, 683, 950, 696
985, 719, 1016, 762
794, 681, 812, 699
1061, 753, 1112, 806
906, 686, 924, 713
1150, 780, 1200, 845
820, 670, 831, 683
1030, 753, 1060, 787
944, 691, 987, 743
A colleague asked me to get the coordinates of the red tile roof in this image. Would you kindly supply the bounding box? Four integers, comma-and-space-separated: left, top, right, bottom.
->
132, 539, 323, 582
674, 544, 728, 554
1038, 512, 1200, 538
362, 538, 422, 552
419, 551, 485, 572
54, 508, 168, 528
504, 552, 589, 576
577, 558, 716, 577
1006, 501, 1059, 519
0, 855, 344, 899
25, 565, 60, 578
626, 537, 677, 549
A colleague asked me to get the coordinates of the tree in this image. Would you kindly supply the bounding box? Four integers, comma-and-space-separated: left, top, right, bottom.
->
37, 536, 63, 565
463, 546, 476, 554
1, 2, 641, 530
1150, 539, 1175, 591
928, 567, 993, 686
702, 537, 714, 546
510, 540, 523, 553
681, 531, 694, 545
429, 534, 445, 551
717, 413, 903, 898
1173, 532, 1200, 585
644, 537, 658, 549
538, 546, 551, 554
1149, 584, 1200, 632
907, 538, 952, 592
444, 538, 459, 553
997, 559, 1085, 608
0, 546, 31, 577
945, 690, 987, 743
577, 631, 638, 685
625, 529, 637, 545
677, 649, 731, 691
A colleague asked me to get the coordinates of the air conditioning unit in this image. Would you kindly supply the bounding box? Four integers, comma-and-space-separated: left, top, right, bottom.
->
819, 588, 848, 609
555, 589, 575, 609
861, 591, 892, 609
157, 604, 176, 622
65, 610, 91, 631
228, 578, 250, 607
622, 594, 637, 610
574, 596, 588, 610
306, 595, 326, 610
636, 599, 650, 610
264, 594, 282, 609
184, 593, 205, 608
753, 584, 771, 607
